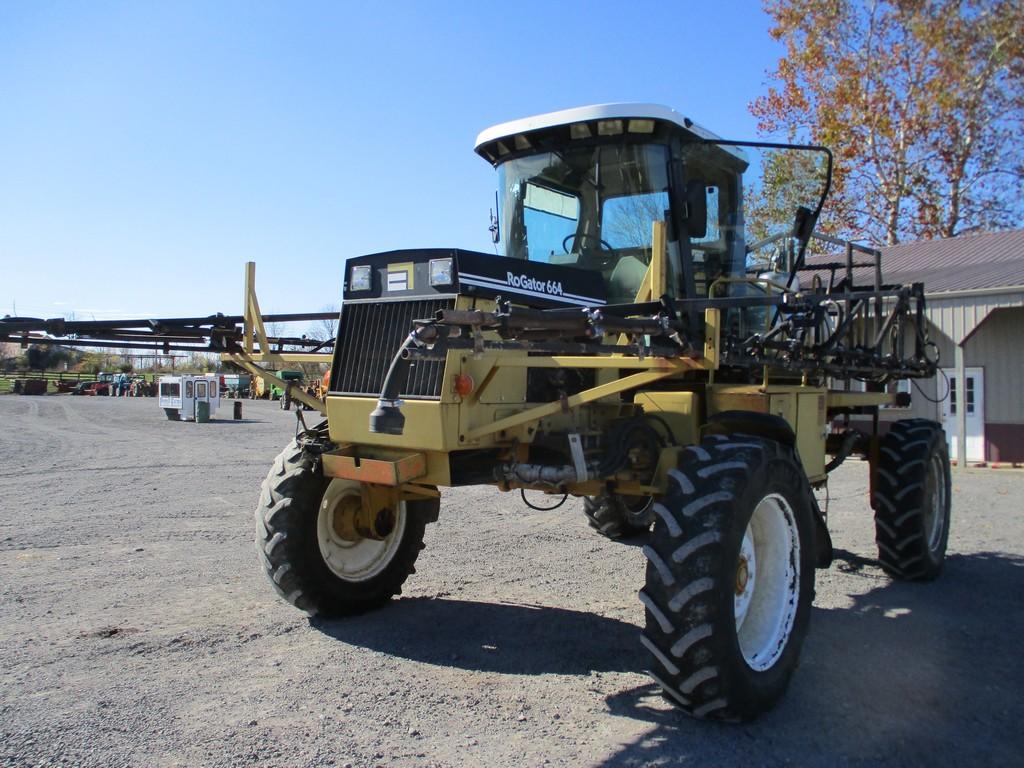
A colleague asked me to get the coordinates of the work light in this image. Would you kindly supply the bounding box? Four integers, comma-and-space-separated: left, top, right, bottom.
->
429, 257, 454, 287
349, 264, 372, 292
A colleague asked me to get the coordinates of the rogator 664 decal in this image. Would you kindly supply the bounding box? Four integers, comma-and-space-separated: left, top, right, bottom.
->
455, 251, 606, 308
506, 272, 564, 298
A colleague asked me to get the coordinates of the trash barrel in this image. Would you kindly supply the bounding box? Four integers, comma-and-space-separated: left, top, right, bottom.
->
233, 400, 242, 420
195, 400, 210, 423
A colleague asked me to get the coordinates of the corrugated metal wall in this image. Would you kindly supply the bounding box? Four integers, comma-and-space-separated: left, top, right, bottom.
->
906, 293, 1024, 425
961, 307, 1024, 423
925, 291, 1024, 345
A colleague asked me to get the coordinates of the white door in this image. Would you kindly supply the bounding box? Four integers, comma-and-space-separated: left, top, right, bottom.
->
940, 367, 985, 462
183, 378, 195, 419
195, 380, 208, 418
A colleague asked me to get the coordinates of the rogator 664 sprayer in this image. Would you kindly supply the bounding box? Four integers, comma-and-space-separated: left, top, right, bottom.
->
0, 103, 949, 720
253, 104, 949, 720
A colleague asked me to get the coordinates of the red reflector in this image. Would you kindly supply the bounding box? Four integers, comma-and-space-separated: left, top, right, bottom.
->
454, 374, 474, 397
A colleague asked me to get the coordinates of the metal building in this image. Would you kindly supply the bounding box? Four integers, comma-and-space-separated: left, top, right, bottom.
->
876, 229, 1024, 465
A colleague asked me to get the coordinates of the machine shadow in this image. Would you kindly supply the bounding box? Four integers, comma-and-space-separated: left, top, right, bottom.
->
597, 551, 1024, 767
311, 596, 644, 676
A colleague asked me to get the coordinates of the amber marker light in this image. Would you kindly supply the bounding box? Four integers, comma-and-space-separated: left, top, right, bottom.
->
454, 374, 475, 397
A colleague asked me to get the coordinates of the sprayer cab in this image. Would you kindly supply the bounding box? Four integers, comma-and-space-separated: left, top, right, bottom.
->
474, 103, 754, 304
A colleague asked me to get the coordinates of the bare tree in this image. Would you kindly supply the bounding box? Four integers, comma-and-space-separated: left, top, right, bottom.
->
309, 305, 339, 343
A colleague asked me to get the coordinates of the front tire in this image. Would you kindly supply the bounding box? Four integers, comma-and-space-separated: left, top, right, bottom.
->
255, 439, 436, 616
640, 435, 816, 721
872, 419, 951, 580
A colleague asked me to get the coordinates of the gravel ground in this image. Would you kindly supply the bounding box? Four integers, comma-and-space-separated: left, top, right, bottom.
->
1, 395, 1022, 768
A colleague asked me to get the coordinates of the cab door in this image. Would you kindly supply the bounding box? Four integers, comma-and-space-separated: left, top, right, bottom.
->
183, 378, 195, 419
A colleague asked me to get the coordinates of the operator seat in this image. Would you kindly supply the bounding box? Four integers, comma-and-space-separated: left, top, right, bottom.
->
608, 255, 647, 304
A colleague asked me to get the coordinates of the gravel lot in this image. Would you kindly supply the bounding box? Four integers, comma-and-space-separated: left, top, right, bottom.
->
1, 394, 1022, 768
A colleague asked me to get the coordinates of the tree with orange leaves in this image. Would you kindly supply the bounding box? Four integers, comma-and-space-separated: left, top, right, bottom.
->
751, 0, 1023, 245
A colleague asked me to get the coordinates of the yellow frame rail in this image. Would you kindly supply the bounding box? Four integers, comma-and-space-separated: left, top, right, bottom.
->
222, 262, 331, 413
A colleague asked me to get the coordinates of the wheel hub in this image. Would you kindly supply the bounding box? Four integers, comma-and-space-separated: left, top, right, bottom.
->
733, 528, 757, 631
316, 480, 407, 583
736, 556, 750, 595
329, 492, 396, 542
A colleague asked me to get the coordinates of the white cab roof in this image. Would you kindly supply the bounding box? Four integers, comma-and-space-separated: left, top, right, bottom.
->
474, 103, 728, 151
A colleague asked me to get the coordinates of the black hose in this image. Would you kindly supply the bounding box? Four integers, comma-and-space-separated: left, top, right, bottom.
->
520, 489, 568, 511
825, 430, 860, 473
597, 419, 663, 477
368, 334, 415, 435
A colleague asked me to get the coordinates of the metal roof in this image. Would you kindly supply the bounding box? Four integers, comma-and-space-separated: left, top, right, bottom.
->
806, 228, 1024, 294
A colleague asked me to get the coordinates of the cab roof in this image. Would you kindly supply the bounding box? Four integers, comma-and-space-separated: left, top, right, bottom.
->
474, 103, 743, 165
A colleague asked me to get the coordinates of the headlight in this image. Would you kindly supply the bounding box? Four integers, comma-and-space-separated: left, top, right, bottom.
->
429, 257, 454, 287
349, 264, 372, 292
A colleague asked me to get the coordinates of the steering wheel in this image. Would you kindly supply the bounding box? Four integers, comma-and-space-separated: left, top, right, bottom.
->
562, 233, 613, 254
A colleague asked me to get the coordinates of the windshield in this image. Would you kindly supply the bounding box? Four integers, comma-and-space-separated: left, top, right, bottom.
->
494, 138, 830, 304
498, 143, 671, 303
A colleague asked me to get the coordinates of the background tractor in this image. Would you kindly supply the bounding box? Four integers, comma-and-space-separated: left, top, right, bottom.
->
253, 104, 950, 721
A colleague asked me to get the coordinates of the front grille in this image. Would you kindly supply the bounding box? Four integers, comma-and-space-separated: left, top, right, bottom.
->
332, 298, 454, 398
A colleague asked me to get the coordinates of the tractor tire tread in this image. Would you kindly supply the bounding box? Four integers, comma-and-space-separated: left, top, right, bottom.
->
640, 436, 815, 721
583, 491, 653, 539
255, 438, 433, 617
872, 420, 950, 581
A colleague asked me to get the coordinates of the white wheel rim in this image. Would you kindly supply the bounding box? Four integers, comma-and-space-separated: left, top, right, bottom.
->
734, 493, 801, 672
923, 452, 946, 552
316, 479, 406, 582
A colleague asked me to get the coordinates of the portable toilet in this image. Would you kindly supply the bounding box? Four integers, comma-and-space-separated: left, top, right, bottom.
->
158, 375, 221, 421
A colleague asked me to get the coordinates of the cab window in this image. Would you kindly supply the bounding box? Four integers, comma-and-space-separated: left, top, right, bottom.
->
522, 182, 580, 264
601, 191, 670, 249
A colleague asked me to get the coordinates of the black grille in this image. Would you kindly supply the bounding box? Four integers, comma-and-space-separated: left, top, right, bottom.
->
332, 298, 454, 398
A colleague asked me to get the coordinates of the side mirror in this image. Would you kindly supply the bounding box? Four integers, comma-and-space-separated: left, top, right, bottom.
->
792, 205, 816, 243
685, 181, 708, 239
489, 191, 500, 243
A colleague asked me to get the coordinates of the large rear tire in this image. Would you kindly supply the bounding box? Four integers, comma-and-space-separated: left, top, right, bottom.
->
640, 435, 816, 721
872, 419, 950, 580
255, 439, 436, 616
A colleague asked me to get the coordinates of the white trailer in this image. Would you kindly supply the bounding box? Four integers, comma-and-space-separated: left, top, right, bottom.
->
158, 375, 221, 421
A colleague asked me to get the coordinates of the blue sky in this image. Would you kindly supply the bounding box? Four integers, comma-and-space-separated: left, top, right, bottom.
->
0, 1, 781, 322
